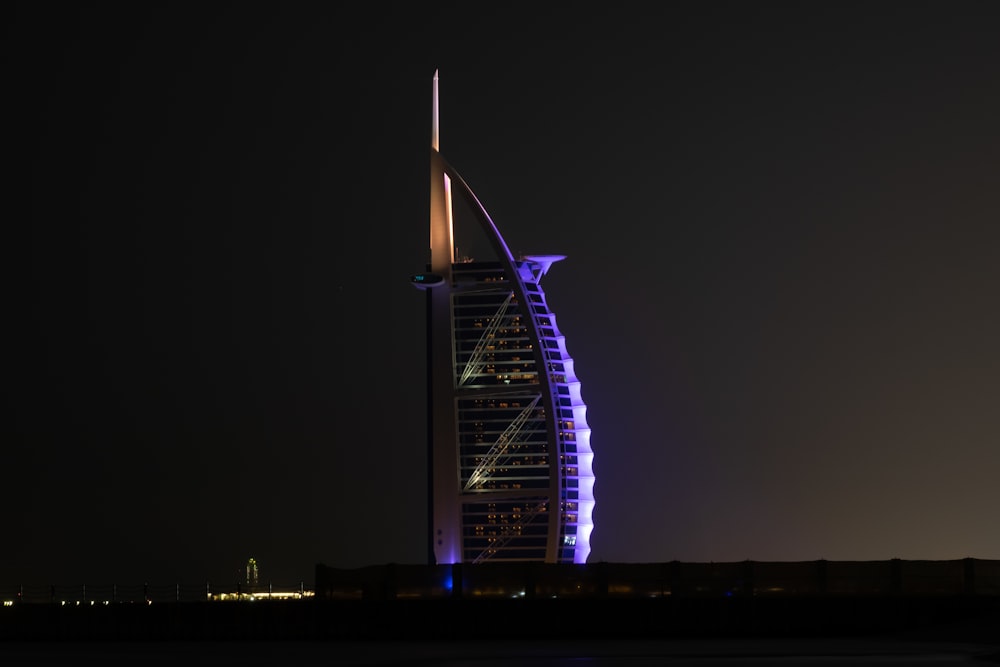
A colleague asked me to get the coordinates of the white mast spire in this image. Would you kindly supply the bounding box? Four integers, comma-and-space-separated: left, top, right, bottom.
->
432, 69, 439, 151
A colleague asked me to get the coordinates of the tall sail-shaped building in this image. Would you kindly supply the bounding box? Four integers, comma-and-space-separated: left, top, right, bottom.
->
412, 72, 595, 565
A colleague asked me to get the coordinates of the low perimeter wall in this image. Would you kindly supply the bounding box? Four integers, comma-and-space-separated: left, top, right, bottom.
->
315, 558, 1000, 601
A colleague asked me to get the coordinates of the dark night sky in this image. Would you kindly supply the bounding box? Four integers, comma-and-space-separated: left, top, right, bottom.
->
5, 2, 999, 587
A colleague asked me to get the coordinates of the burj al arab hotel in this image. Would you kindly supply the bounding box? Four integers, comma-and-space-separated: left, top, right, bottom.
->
412, 72, 595, 565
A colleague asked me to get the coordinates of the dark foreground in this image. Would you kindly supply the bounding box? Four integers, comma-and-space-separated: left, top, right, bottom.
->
2, 596, 999, 665
1, 636, 999, 666
7, 595, 1000, 641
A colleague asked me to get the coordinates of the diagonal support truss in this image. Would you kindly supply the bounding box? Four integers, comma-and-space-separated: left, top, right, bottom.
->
458, 291, 515, 386
471, 501, 548, 564
464, 394, 541, 491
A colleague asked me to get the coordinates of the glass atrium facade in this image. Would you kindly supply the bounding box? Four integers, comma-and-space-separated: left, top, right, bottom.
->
451, 260, 594, 563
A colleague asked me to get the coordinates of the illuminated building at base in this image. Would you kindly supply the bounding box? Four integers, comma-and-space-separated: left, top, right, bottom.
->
412, 72, 595, 565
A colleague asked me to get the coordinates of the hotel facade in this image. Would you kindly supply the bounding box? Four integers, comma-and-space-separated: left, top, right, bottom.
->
412, 72, 595, 565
